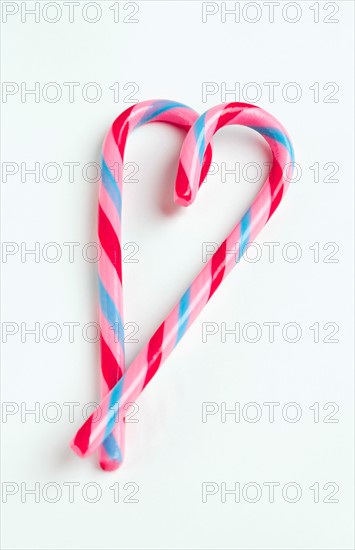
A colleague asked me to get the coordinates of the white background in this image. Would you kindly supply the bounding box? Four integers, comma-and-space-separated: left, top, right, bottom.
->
1, 1, 354, 549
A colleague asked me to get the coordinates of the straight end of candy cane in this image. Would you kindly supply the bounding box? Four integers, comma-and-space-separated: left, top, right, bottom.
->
98, 429, 125, 471
70, 440, 86, 458
70, 418, 98, 459
71, 436, 123, 465
99, 458, 122, 472
174, 191, 191, 207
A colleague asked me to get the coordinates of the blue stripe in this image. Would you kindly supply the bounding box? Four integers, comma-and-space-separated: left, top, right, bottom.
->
106, 381, 123, 436
101, 158, 122, 217
238, 208, 252, 261
136, 100, 188, 127
99, 279, 125, 349
175, 288, 191, 345
249, 126, 295, 165
103, 378, 124, 461
103, 432, 122, 461
99, 279, 125, 462
194, 112, 206, 165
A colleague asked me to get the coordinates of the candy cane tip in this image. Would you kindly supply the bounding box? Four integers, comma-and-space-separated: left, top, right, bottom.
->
174, 192, 192, 207
70, 441, 86, 458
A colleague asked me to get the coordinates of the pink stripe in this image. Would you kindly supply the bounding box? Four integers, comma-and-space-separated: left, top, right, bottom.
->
160, 307, 180, 363
152, 106, 197, 126
249, 187, 273, 241
180, 136, 200, 186
99, 184, 121, 237
129, 101, 154, 128
99, 311, 124, 368
102, 130, 124, 194
187, 264, 214, 325
98, 248, 123, 314
224, 222, 242, 275
203, 106, 224, 137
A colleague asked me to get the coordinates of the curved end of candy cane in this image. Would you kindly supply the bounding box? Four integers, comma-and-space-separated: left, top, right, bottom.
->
174, 161, 193, 207
174, 129, 213, 208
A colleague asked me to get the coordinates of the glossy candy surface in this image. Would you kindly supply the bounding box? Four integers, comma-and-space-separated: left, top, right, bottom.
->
98, 100, 213, 470
74, 102, 294, 462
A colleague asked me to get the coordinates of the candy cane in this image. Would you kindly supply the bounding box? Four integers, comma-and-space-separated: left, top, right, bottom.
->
72, 102, 294, 460
98, 100, 213, 470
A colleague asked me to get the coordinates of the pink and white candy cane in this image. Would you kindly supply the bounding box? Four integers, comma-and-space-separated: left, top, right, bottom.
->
98, 100, 213, 470
73, 102, 294, 462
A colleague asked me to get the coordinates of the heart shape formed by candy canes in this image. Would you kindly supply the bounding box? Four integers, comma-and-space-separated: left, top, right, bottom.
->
98, 100, 213, 470
72, 101, 294, 464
